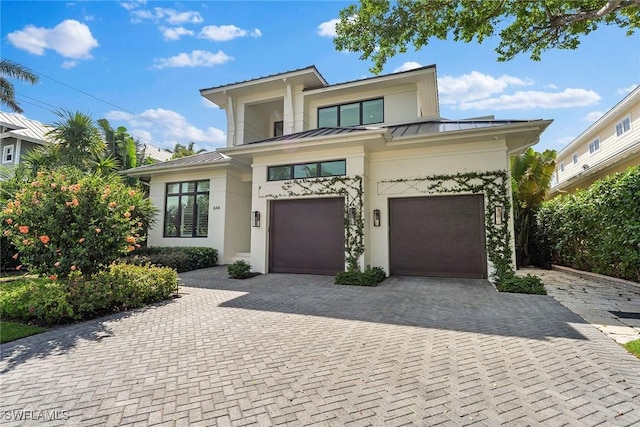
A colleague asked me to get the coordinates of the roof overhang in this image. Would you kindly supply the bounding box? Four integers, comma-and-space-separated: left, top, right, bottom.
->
123, 157, 250, 180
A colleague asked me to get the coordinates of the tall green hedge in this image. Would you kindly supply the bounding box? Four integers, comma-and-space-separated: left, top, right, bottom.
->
536, 166, 640, 282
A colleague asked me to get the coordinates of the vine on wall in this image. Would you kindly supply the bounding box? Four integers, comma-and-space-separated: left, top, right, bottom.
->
258, 176, 364, 271
259, 170, 513, 280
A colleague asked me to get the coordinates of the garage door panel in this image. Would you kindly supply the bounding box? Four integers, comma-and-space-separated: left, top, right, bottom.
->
270, 198, 345, 275
390, 195, 486, 278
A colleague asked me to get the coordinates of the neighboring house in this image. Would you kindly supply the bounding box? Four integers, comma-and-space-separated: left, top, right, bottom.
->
0, 112, 52, 178
551, 86, 640, 196
126, 65, 552, 279
140, 143, 173, 163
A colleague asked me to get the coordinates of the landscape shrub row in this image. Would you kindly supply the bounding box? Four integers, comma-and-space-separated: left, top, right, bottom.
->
0, 263, 178, 325
536, 166, 640, 282
124, 246, 218, 272
335, 266, 386, 286
495, 272, 546, 295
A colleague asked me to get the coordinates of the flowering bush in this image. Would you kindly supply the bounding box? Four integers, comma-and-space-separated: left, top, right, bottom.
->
1, 167, 156, 278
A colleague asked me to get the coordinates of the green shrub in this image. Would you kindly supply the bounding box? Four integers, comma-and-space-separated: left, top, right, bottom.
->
125, 246, 218, 272
536, 166, 640, 282
335, 266, 387, 286
228, 260, 252, 279
496, 273, 546, 295
0, 264, 178, 325
0, 236, 20, 271
0, 167, 155, 278
0, 279, 74, 324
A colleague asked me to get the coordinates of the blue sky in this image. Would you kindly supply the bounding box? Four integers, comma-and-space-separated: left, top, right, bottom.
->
1, 1, 639, 153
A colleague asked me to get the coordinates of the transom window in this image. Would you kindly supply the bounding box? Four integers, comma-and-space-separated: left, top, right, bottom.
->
573, 153, 578, 164
560, 162, 565, 172
318, 98, 383, 127
2, 145, 14, 163
164, 180, 210, 237
615, 116, 631, 137
268, 159, 346, 181
589, 138, 600, 154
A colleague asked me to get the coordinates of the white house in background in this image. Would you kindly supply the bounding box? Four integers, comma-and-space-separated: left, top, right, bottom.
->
140, 143, 173, 163
126, 65, 552, 279
0, 112, 52, 178
551, 86, 640, 197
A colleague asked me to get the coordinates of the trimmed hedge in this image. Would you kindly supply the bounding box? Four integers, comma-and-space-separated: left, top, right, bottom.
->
536, 166, 640, 282
124, 246, 218, 272
0, 263, 178, 325
335, 266, 386, 286
228, 260, 252, 279
496, 273, 546, 295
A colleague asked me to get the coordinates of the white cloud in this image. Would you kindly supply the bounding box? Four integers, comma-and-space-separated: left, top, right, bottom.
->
199, 25, 262, 42
617, 84, 639, 95
458, 88, 601, 110
105, 108, 226, 150
161, 26, 194, 41
557, 136, 575, 145
7, 19, 99, 59
545, 83, 558, 89
152, 50, 233, 69
585, 111, 604, 122
61, 60, 78, 69
439, 71, 534, 105
120, 1, 146, 11
393, 61, 422, 73
130, 7, 202, 24
317, 18, 339, 37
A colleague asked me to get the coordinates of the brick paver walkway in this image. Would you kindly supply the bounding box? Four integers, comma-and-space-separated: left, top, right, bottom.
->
1, 267, 639, 426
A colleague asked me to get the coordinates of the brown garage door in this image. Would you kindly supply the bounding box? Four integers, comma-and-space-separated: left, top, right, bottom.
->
269, 198, 345, 274
389, 195, 487, 278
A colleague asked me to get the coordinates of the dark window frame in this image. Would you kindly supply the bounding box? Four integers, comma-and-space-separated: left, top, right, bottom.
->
163, 180, 210, 238
273, 121, 284, 137
317, 97, 384, 128
267, 159, 346, 181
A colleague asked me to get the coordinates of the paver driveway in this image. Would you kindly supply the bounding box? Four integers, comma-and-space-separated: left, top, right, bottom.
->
1, 267, 640, 426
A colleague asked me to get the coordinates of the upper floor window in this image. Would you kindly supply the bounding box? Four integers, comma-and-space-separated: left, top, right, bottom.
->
274, 121, 283, 137
3, 145, 14, 163
616, 116, 631, 137
560, 162, 565, 173
164, 180, 209, 238
268, 159, 346, 181
589, 138, 600, 154
573, 153, 578, 164
318, 98, 383, 128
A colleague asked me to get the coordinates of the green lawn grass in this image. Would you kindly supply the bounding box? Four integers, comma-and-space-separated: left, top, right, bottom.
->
623, 339, 640, 359
0, 321, 46, 343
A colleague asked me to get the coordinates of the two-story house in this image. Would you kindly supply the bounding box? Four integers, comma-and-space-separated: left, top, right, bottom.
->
0, 112, 52, 179
126, 65, 552, 280
551, 85, 639, 196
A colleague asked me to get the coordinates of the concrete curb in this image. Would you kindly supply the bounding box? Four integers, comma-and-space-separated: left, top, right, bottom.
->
551, 264, 640, 289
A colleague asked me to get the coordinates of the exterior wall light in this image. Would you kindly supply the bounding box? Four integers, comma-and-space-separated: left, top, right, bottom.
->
348, 207, 357, 226
494, 206, 504, 225
373, 209, 381, 227
252, 211, 261, 227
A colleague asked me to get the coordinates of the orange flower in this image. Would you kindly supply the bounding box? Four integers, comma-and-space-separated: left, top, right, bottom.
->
95, 228, 102, 233
109, 201, 117, 208
126, 236, 136, 243
128, 190, 136, 196
54, 261, 60, 267
39, 235, 50, 244
49, 274, 57, 281
72, 199, 79, 207
12, 253, 18, 259
16, 265, 22, 270
70, 265, 77, 271
5, 218, 12, 224
78, 237, 86, 243
65, 201, 72, 207
50, 183, 57, 188
19, 225, 29, 234
124, 211, 131, 218
14, 200, 21, 207
23, 239, 31, 245
127, 245, 135, 252
31, 181, 41, 187
3, 230, 10, 236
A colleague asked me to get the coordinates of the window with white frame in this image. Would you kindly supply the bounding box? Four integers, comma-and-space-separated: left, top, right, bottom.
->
560, 162, 565, 172
573, 153, 578, 164
2, 145, 14, 163
589, 138, 600, 154
615, 116, 631, 137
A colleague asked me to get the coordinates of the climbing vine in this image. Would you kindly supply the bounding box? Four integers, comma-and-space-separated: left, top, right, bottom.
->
259, 170, 514, 281
258, 176, 364, 271
378, 170, 513, 281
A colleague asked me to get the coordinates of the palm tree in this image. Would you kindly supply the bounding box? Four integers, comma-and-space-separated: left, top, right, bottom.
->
0, 59, 39, 114
511, 148, 556, 266
171, 142, 205, 159
97, 118, 138, 170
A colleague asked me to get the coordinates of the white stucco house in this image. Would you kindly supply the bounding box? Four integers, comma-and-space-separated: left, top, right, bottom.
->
126, 65, 552, 279
0, 112, 52, 179
550, 85, 640, 197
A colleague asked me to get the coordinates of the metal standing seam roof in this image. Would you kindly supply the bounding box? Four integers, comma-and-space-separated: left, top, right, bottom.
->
126, 150, 229, 173
387, 120, 535, 138
0, 112, 52, 143
199, 65, 327, 93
